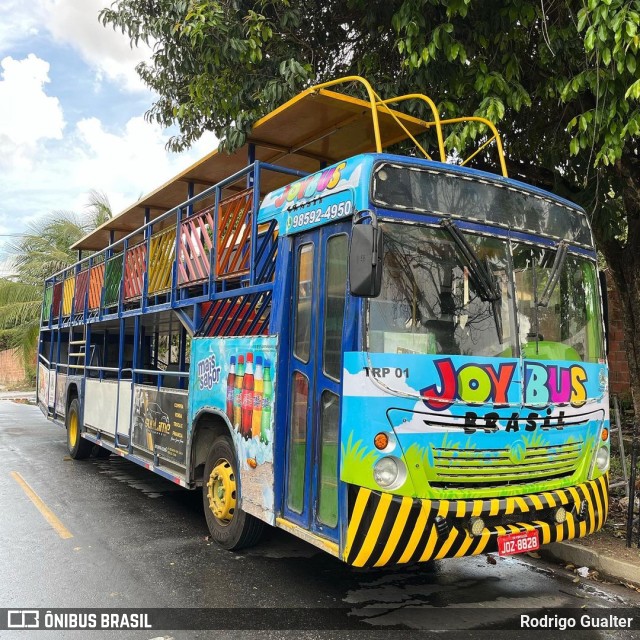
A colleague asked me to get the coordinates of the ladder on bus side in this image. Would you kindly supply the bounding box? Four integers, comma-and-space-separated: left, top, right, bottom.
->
68, 326, 89, 375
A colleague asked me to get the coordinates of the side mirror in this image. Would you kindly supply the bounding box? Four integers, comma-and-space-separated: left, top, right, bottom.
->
349, 211, 384, 297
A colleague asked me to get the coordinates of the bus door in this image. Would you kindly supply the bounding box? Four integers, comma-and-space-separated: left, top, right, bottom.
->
283, 222, 349, 541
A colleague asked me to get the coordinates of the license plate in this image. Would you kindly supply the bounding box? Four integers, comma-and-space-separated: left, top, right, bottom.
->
497, 530, 540, 556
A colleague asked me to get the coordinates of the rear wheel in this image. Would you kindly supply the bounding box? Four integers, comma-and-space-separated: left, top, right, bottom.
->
203, 435, 264, 550
66, 397, 92, 460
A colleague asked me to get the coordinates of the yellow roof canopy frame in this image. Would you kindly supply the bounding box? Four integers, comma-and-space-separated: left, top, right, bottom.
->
73, 75, 507, 252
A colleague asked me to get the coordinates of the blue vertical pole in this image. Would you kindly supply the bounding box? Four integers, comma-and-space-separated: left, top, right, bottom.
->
171, 207, 182, 308
186, 183, 195, 301
178, 326, 187, 390
248, 144, 257, 285
247, 143, 255, 187
193, 303, 202, 336
46, 328, 54, 411
71, 261, 80, 323
153, 329, 159, 369
115, 317, 125, 446
208, 185, 221, 297
119, 238, 127, 318
101, 330, 107, 381
83, 256, 92, 324
250, 160, 261, 285
55, 327, 62, 412
133, 316, 140, 383
143, 207, 151, 312
85, 323, 91, 374
214, 186, 223, 291
187, 182, 195, 213
100, 232, 115, 322
130, 314, 140, 453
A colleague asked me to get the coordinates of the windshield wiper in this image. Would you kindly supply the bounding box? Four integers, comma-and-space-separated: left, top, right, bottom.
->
440, 218, 501, 302
537, 241, 568, 307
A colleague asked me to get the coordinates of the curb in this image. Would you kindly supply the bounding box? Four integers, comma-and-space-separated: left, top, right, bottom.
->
541, 541, 640, 587
0, 391, 36, 401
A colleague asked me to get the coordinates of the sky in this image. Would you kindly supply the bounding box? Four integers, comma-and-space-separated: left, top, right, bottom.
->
0, 0, 218, 275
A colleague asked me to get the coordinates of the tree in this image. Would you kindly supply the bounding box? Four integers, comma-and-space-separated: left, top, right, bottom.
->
0, 191, 112, 379
100, 1, 640, 409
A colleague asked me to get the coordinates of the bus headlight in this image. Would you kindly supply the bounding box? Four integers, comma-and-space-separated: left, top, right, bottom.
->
469, 516, 485, 537
554, 506, 567, 524
373, 456, 406, 490
595, 446, 609, 472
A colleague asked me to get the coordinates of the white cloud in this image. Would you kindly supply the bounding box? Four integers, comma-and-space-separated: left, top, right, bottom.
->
0, 4, 222, 252
0, 1, 43, 52
0, 54, 65, 169
70, 117, 219, 214
0, 111, 219, 240
39, 0, 151, 93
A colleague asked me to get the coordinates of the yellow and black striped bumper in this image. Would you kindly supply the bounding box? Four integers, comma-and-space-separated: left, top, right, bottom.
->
343, 475, 608, 567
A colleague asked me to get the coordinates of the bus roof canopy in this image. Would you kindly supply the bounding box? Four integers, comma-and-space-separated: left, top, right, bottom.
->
72, 77, 507, 251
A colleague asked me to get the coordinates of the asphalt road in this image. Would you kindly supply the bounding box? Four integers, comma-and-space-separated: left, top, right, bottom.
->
1, 400, 639, 640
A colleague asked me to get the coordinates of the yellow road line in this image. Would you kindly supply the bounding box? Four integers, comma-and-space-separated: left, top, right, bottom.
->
10, 471, 73, 540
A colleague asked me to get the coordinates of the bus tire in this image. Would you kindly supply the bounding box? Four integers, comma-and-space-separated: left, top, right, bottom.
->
66, 397, 92, 460
203, 435, 264, 550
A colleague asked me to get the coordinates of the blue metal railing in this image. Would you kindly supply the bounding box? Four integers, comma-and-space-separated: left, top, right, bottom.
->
41, 161, 308, 328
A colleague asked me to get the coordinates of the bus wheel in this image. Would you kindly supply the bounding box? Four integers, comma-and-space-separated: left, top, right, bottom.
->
203, 435, 264, 550
66, 398, 92, 460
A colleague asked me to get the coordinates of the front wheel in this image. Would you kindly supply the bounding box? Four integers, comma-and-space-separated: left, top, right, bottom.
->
203, 435, 264, 550
66, 397, 93, 460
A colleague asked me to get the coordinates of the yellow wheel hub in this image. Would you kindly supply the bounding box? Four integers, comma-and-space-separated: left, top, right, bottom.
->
206, 459, 236, 524
68, 412, 78, 447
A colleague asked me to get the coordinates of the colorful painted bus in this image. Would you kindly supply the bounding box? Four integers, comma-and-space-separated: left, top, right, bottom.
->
38, 77, 609, 567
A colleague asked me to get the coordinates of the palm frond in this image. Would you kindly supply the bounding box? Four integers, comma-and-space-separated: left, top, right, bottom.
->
0, 299, 41, 329
85, 190, 113, 229
12, 320, 40, 378
0, 191, 112, 364
0, 279, 39, 306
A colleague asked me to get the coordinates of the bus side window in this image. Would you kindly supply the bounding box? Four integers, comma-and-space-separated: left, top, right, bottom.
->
323, 234, 348, 380
294, 243, 314, 363
287, 371, 309, 513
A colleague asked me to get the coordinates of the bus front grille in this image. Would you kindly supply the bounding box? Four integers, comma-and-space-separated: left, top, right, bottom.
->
429, 440, 583, 487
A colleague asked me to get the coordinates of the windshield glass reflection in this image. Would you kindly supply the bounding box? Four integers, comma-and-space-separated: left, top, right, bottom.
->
367, 224, 513, 357
512, 244, 603, 363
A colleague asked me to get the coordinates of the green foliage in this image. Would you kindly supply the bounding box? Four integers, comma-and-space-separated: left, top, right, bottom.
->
100, 0, 315, 152
100, 0, 640, 404
98, 1, 637, 234
564, 1, 640, 167
0, 279, 41, 339
0, 192, 112, 369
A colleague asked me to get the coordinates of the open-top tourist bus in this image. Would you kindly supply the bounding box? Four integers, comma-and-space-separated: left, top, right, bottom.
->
38, 77, 609, 567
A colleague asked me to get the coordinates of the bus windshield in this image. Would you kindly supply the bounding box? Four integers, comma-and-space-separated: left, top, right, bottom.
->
366, 223, 604, 364
513, 243, 604, 363
367, 223, 513, 358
